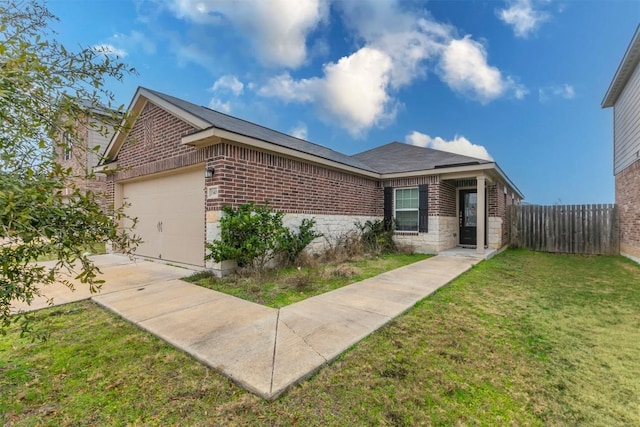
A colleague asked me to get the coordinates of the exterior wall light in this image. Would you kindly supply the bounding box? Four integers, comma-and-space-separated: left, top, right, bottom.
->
205, 167, 215, 178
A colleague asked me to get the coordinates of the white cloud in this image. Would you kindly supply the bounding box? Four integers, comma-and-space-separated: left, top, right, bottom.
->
406, 131, 494, 161
319, 47, 395, 136
290, 123, 308, 139
91, 44, 128, 57
258, 73, 317, 103
208, 98, 231, 113
166, 34, 218, 69
336, 1, 451, 89
260, 47, 395, 137
438, 36, 526, 103
168, 0, 528, 135
166, 0, 328, 68
211, 75, 244, 95
539, 83, 575, 103
111, 30, 157, 54
497, 0, 550, 38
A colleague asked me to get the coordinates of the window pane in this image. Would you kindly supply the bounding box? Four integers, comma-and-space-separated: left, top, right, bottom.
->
396, 211, 418, 231
395, 188, 418, 209
464, 193, 477, 227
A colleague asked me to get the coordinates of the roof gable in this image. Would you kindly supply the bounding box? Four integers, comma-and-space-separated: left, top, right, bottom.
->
142, 88, 376, 172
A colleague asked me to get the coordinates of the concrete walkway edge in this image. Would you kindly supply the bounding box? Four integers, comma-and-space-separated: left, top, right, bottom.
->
13, 252, 485, 400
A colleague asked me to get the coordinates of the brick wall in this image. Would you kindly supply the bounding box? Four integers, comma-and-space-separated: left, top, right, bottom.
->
205, 143, 381, 216
117, 102, 198, 170
104, 178, 114, 214
438, 180, 457, 217
616, 159, 640, 259
55, 116, 110, 210
382, 176, 441, 216
487, 182, 521, 248
112, 103, 382, 217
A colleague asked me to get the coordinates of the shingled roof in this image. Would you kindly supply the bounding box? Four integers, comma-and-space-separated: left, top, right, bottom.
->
352, 141, 491, 174
144, 88, 377, 173
104, 87, 508, 183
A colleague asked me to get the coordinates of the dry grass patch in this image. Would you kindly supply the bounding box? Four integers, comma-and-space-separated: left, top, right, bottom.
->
184, 252, 430, 308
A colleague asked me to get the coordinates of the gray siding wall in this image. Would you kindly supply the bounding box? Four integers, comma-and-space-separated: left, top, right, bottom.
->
614, 61, 640, 175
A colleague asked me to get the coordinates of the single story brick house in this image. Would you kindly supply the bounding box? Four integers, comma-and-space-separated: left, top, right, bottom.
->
97, 87, 523, 273
602, 25, 640, 263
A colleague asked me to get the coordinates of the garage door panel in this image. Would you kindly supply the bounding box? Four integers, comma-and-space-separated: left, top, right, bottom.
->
123, 180, 160, 259
122, 167, 205, 266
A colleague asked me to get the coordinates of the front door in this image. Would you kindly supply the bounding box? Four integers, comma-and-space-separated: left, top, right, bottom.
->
459, 190, 477, 245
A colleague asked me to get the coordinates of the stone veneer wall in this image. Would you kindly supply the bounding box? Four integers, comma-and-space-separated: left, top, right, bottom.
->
206, 213, 457, 271
392, 217, 458, 253
616, 159, 640, 262
205, 212, 381, 271
487, 217, 503, 249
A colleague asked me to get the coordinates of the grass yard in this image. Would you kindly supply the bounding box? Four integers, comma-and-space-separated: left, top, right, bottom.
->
184, 252, 431, 308
2, 249, 639, 426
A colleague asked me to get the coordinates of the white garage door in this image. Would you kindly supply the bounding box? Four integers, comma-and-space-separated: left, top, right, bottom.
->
122, 167, 205, 267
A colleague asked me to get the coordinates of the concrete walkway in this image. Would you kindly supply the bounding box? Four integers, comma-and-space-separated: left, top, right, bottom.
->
12, 252, 486, 400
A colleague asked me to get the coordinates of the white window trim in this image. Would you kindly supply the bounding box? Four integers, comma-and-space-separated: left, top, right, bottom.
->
63, 132, 73, 161
394, 187, 419, 233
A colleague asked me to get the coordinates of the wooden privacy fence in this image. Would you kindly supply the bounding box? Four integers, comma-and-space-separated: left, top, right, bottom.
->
509, 204, 619, 255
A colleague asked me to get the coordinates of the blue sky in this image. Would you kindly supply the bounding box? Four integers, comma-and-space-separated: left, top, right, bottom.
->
49, 0, 639, 204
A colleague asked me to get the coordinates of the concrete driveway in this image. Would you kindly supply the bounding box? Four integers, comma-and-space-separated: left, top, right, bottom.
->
10, 255, 194, 313
11, 252, 484, 400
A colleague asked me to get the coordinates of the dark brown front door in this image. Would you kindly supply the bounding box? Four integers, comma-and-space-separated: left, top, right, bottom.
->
459, 190, 477, 245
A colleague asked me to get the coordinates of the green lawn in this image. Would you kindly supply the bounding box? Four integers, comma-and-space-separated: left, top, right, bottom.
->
2, 249, 639, 426
184, 252, 431, 308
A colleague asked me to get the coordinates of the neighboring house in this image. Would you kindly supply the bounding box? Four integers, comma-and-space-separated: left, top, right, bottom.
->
55, 104, 118, 207
97, 87, 523, 274
602, 25, 640, 263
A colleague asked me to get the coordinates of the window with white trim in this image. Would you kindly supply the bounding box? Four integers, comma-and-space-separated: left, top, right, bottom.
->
395, 187, 419, 231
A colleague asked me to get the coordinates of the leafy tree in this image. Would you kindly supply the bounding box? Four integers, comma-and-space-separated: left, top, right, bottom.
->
0, 1, 138, 334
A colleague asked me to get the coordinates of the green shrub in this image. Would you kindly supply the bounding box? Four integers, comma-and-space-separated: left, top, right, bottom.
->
357, 219, 397, 255
278, 218, 323, 265
206, 203, 285, 270
205, 203, 321, 272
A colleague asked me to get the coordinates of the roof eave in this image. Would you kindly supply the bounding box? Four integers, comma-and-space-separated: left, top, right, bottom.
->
602, 25, 640, 109
182, 127, 380, 179
381, 162, 524, 199
93, 161, 118, 175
